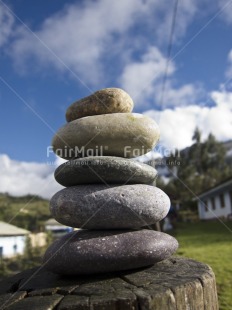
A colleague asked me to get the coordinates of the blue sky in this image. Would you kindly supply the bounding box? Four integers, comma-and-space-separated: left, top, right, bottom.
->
1, 0, 232, 197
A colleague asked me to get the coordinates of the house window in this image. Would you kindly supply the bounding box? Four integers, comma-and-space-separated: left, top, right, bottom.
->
229, 191, 232, 208
211, 197, 216, 210
203, 200, 208, 212
220, 194, 225, 208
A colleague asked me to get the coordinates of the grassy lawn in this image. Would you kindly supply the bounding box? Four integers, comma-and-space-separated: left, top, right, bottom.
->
172, 221, 232, 310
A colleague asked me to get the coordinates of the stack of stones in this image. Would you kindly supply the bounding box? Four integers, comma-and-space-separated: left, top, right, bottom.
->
43, 88, 178, 275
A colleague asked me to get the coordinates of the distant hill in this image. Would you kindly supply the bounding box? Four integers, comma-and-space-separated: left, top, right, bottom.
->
0, 193, 50, 232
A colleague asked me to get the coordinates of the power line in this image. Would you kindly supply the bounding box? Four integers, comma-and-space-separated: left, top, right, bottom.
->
159, 0, 179, 107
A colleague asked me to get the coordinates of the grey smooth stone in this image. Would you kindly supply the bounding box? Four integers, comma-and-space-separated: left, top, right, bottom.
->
43, 229, 178, 275
52, 113, 160, 159
50, 184, 170, 229
66, 88, 133, 121
55, 156, 157, 186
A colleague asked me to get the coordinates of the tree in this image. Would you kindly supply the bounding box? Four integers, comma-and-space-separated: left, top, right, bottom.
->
192, 127, 201, 144
163, 129, 232, 203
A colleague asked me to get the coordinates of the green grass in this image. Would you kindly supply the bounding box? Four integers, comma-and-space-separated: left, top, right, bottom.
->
172, 221, 232, 310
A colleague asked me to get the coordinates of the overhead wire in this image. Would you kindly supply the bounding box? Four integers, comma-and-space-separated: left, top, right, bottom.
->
159, 0, 179, 108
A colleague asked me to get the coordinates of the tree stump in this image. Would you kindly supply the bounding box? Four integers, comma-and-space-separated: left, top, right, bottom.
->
0, 257, 218, 310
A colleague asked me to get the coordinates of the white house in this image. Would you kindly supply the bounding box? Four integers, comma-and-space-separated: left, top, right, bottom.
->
0, 221, 29, 258
197, 178, 232, 220
45, 218, 73, 239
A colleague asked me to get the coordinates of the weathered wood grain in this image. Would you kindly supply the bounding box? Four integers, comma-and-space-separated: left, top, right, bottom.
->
0, 257, 218, 310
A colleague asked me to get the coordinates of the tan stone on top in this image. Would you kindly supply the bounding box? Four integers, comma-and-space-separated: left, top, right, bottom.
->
65, 88, 134, 121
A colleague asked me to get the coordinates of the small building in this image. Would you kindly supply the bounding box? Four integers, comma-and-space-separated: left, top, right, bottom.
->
197, 178, 232, 220
0, 221, 29, 258
45, 218, 73, 239
30, 232, 47, 248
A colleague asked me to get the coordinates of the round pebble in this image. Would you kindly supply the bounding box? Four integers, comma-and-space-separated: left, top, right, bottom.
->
52, 113, 160, 159
43, 229, 178, 275
66, 88, 133, 121
55, 156, 157, 186
50, 184, 170, 229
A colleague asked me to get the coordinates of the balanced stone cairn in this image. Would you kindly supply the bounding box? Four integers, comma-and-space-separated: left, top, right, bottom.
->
43, 88, 178, 275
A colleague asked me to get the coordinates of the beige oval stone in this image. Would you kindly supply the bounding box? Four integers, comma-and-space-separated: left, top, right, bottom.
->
66, 88, 133, 121
52, 113, 160, 159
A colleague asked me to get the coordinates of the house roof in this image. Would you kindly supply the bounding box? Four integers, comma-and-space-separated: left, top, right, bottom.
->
198, 177, 232, 199
0, 221, 30, 236
45, 218, 68, 227
45, 218, 72, 231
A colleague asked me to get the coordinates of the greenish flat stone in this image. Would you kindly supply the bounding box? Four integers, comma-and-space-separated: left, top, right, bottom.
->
52, 113, 160, 159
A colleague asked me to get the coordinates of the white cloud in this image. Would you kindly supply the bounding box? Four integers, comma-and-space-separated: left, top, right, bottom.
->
119, 45, 202, 108
0, 154, 63, 199
7, 0, 201, 84
160, 82, 203, 107
144, 89, 232, 150
136, 150, 162, 163
0, 3, 14, 47
9, 0, 155, 83
119, 46, 175, 104
155, 0, 197, 44
218, 0, 232, 24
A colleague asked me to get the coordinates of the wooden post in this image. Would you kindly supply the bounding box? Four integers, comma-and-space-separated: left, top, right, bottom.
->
0, 257, 218, 309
